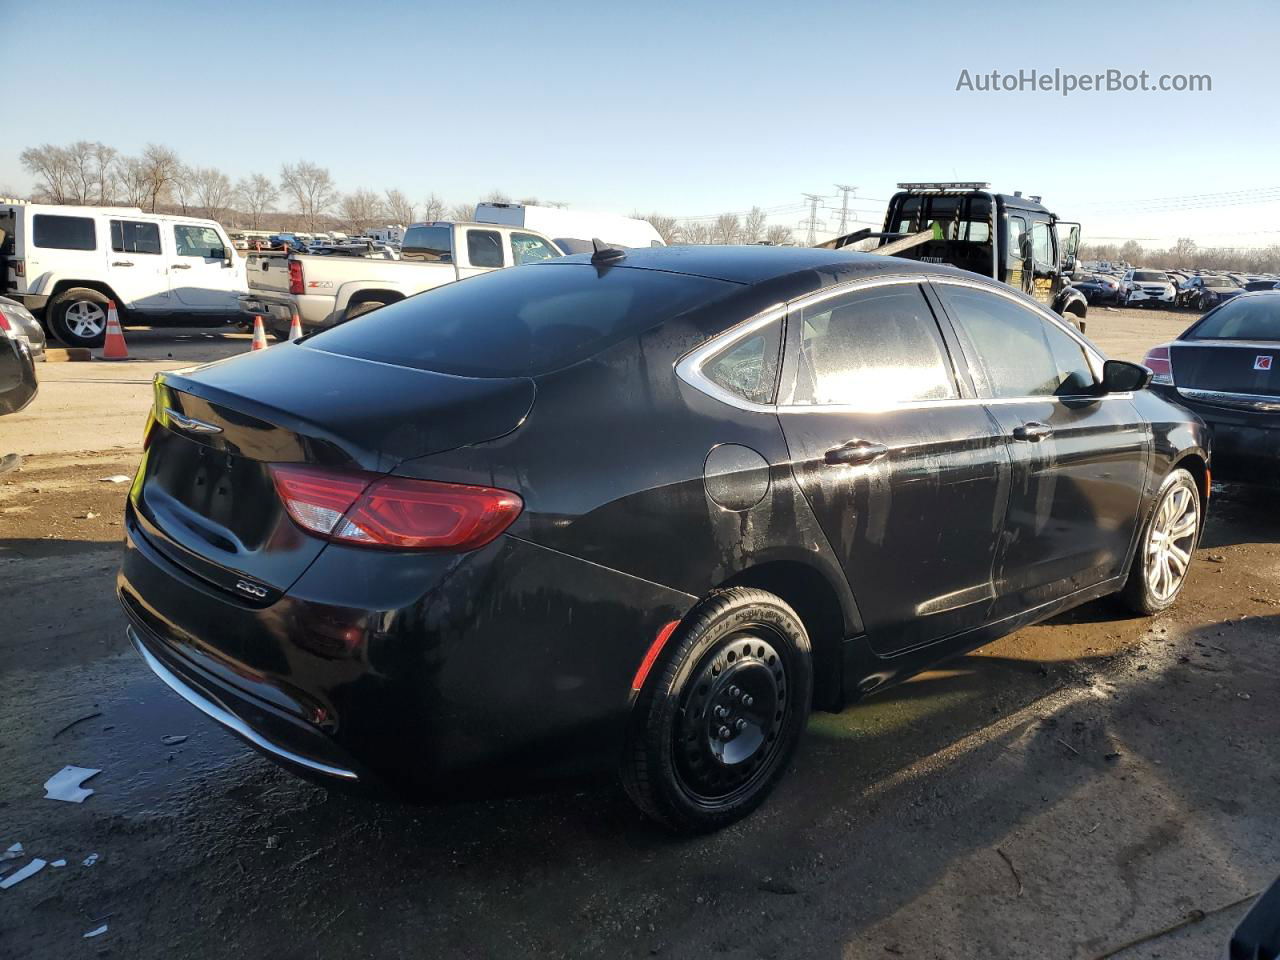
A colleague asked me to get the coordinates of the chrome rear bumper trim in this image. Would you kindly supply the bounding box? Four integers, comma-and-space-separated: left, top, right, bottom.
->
129, 627, 360, 781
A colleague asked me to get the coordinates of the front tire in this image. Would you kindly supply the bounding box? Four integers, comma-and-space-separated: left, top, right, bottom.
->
1119, 468, 1201, 615
622, 588, 813, 833
48, 287, 111, 347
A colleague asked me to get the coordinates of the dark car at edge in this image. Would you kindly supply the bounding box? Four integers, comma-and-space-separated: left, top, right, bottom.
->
119, 246, 1210, 831
1145, 290, 1279, 484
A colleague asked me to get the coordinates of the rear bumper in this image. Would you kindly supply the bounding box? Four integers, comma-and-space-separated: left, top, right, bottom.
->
238, 293, 334, 330
1163, 390, 1279, 481
119, 502, 696, 791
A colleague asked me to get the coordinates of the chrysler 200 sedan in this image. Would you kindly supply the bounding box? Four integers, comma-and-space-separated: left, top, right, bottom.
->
119, 246, 1209, 832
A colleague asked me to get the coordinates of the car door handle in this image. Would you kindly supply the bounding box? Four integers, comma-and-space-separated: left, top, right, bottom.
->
171, 263, 192, 270
111, 260, 134, 267
824, 439, 888, 465
1012, 421, 1052, 442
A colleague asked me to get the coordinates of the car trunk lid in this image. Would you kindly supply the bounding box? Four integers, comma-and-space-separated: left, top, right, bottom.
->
1172, 340, 1280, 401
132, 343, 534, 599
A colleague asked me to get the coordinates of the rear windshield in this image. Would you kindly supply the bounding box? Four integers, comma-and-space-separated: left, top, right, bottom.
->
308, 263, 734, 377
1190, 296, 1280, 341
402, 225, 453, 263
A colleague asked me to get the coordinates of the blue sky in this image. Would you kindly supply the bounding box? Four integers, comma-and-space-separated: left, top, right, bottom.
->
4, 0, 1278, 246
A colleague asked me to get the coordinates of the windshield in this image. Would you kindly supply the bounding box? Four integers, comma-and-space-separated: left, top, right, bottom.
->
1133, 271, 1166, 282
307, 263, 734, 377
1190, 295, 1280, 340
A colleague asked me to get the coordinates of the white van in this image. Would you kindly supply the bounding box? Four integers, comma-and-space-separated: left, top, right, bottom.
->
0, 202, 247, 347
474, 203, 664, 254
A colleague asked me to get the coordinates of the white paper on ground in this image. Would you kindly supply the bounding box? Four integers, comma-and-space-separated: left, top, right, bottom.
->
0, 859, 47, 889
43, 766, 101, 803
83, 924, 108, 938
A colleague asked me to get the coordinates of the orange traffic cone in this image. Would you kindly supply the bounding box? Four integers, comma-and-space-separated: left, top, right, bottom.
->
287, 311, 303, 342
251, 315, 269, 351
101, 301, 129, 360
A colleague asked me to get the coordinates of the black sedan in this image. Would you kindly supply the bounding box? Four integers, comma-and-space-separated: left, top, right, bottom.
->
1069, 273, 1123, 305
1145, 291, 1279, 483
120, 246, 1209, 831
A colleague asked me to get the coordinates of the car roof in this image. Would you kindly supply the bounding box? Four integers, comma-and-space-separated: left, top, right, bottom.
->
537, 244, 968, 287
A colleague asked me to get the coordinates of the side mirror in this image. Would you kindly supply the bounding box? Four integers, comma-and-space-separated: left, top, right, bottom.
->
1101, 359, 1152, 393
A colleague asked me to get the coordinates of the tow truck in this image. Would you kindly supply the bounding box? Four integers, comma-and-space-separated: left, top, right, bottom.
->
824, 182, 1089, 331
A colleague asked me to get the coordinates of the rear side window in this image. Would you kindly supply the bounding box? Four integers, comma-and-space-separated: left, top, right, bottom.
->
510, 232, 559, 265
704, 320, 782, 405
467, 230, 503, 268
33, 215, 96, 250
402, 225, 452, 262
788, 284, 957, 406
938, 285, 1095, 398
1191, 296, 1280, 340
111, 220, 162, 255
174, 225, 225, 258
308, 263, 733, 378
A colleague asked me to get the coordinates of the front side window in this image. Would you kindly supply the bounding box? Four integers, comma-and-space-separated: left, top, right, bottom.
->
111, 220, 162, 255
938, 285, 1095, 398
1030, 220, 1053, 265
510, 232, 559, 265
174, 225, 225, 258
789, 284, 957, 407
33, 214, 96, 250
466, 230, 503, 268
703, 319, 782, 405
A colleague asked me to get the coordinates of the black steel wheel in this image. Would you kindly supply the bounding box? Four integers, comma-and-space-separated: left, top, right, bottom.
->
622, 587, 812, 832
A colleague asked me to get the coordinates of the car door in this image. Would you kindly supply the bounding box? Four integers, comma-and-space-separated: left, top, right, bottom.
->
106, 219, 169, 311
169, 224, 238, 309
932, 280, 1149, 617
776, 279, 1010, 655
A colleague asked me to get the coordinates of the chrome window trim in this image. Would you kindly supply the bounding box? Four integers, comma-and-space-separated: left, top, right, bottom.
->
676, 273, 1120, 415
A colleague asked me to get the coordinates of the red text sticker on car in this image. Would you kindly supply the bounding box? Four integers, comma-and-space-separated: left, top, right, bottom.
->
1255, 355, 1274, 371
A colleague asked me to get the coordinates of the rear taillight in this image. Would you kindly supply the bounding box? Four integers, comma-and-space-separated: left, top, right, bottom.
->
1143, 344, 1174, 385
270, 465, 522, 551
288, 259, 304, 295
0, 312, 11, 335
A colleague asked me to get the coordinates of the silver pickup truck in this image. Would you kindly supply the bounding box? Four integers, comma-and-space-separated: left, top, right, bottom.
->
239, 221, 563, 338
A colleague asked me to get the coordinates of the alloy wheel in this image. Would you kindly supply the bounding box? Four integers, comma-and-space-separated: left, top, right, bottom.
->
1146, 482, 1198, 602
65, 301, 107, 339
674, 630, 789, 804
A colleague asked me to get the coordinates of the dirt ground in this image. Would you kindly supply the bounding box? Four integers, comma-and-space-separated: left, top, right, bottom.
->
1, 312, 1277, 959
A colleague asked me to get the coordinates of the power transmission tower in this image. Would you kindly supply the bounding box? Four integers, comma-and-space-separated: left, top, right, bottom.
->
800, 193, 825, 245
834, 184, 857, 235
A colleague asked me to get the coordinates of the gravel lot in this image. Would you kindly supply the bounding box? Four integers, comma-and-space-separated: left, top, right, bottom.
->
1, 309, 1276, 959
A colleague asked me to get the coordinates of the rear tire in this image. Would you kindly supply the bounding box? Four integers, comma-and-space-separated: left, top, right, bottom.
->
1118, 468, 1201, 615
622, 588, 812, 833
48, 287, 111, 348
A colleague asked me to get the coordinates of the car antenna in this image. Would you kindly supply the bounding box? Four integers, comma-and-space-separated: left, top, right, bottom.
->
590, 238, 626, 264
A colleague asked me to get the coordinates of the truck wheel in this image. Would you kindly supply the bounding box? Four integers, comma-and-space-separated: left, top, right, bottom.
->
622, 588, 813, 833
48, 288, 111, 348
344, 300, 386, 323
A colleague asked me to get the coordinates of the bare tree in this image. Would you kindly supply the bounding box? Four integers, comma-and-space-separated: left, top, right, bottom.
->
765, 224, 794, 246
517, 196, 541, 206
680, 221, 712, 244
1172, 237, 1197, 263
280, 161, 338, 231
136, 144, 182, 212
482, 190, 511, 203
1119, 240, 1144, 263
92, 143, 118, 204
236, 173, 277, 230
190, 167, 234, 221
171, 165, 195, 215
636, 212, 680, 244
340, 189, 384, 234
117, 157, 152, 208
383, 188, 414, 225
420, 193, 446, 222
711, 213, 741, 245
19, 144, 74, 203
742, 207, 768, 244
450, 202, 477, 222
